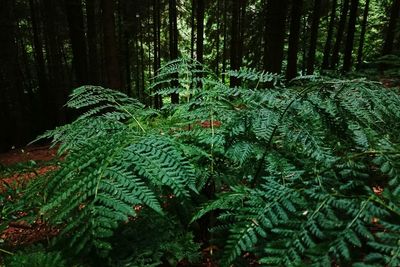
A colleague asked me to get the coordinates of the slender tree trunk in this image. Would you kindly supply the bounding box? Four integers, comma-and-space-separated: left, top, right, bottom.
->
306, 0, 322, 75
382, 0, 400, 55
87, 0, 100, 84
342, 0, 359, 72
216, 0, 221, 75
230, 0, 240, 86
169, 0, 179, 103
356, 0, 370, 69
321, 0, 337, 69
153, 0, 162, 108
65, 0, 88, 85
330, 0, 350, 69
222, 0, 227, 82
264, 0, 289, 74
196, 0, 205, 64
286, 0, 303, 81
101, 0, 122, 90
191, 0, 196, 60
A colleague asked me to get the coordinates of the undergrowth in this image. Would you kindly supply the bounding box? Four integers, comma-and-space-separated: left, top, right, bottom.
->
1, 58, 400, 266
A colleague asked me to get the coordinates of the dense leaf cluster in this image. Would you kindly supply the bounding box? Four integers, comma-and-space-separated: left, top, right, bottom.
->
8, 59, 400, 266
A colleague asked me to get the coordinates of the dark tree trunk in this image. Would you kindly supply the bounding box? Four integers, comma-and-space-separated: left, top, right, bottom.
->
196, 0, 205, 64
215, 0, 221, 75
356, 0, 370, 69
43, 0, 67, 125
169, 0, 179, 103
29, 0, 48, 109
321, 0, 338, 69
87, 0, 100, 84
191, 0, 196, 60
286, 0, 303, 81
382, 0, 400, 55
330, 0, 350, 69
230, 0, 241, 86
342, 0, 359, 72
0, 0, 27, 151
264, 0, 289, 74
306, 0, 322, 75
222, 0, 227, 82
65, 0, 88, 85
153, 0, 162, 108
101, 0, 122, 90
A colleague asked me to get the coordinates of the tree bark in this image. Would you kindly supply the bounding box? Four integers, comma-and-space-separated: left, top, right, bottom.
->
65, 0, 88, 85
306, 0, 322, 75
330, 0, 350, 69
264, 0, 289, 74
169, 0, 179, 103
153, 0, 162, 108
0, 0, 27, 150
286, 0, 303, 81
321, 0, 337, 69
342, 0, 359, 72
87, 0, 100, 84
196, 0, 205, 64
356, 0, 370, 69
382, 0, 400, 55
101, 0, 122, 90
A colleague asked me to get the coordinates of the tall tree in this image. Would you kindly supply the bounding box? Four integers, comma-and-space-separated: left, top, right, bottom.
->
101, 0, 122, 90
356, 0, 370, 69
29, 0, 48, 107
65, 0, 88, 85
342, 0, 359, 72
286, 0, 303, 80
230, 0, 241, 86
321, 0, 338, 69
43, 0, 67, 125
264, 0, 289, 74
87, 0, 100, 84
169, 0, 179, 103
330, 0, 350, 69
306, 0, 322, 75
153, 0, 162, 108
0, 0, 27, 150
382, 0, 400, 55
196, 0, 205, 63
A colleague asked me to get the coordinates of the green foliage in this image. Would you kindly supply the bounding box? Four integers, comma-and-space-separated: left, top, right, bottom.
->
4, 249, 66, 267
15, 59, 400, 266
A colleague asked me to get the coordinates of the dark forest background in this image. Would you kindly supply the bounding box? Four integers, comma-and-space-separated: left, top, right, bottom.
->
0, 0, 399, 152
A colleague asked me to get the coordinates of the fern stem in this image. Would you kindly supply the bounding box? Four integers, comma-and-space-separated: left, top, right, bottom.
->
114, 101, 146, 133
0, 248, 13, 255
346, 197, 371, 229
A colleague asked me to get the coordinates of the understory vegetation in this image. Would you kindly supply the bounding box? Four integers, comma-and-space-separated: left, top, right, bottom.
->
1, 59, 399, 266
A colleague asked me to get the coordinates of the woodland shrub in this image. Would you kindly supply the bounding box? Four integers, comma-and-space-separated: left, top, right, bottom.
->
4, 59, 400, 266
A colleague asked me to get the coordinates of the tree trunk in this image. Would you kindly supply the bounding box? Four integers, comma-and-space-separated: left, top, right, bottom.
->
196, 0, 205, 64
264, 0, 289, 74
222, 0, 227, 82
356, 0, 370, 69
0, 0, 27, 150
230, 0, 240, 86
43, 0, 67, 125
342, 0, 359, 72
306, 0, 322, 75
153, 0, 162, 108
330, 0, 350, 69
29, 0, 48, 112
101, 0, 122, 90
321, 0, 337, 69
169, 0, 179, 103
382, 0, 400, 55
286, 0, 303, 81
191, 0, 196, 60
87, 0, 100, 84
65, 0, 88, 85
